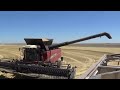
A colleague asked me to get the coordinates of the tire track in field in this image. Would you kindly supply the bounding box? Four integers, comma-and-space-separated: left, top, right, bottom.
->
63, 52, 93, 77
63, 51, 96, 63
63, 51, 95, 70
63, 49, 100, 59
62, 51, 99, 77
63, 51, 98, 71
63, 55, 88, 77
63, 56, 84, 65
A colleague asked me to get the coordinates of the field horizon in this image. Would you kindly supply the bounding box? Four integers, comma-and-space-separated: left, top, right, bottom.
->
1, 43, 120, 47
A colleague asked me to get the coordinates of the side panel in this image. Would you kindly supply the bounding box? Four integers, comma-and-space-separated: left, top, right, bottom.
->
43, 49, 61, 63
49, 49, 61, 63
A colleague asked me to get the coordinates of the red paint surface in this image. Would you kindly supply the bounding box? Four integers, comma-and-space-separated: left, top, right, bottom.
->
43, 49, 61, 63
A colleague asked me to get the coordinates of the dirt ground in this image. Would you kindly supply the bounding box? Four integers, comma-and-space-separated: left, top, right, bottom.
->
0, 45, 120, 79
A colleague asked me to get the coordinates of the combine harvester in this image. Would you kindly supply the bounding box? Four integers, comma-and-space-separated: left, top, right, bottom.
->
0, 32, 112, 79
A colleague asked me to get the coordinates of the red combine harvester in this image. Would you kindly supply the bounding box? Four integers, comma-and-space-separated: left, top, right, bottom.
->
0, 32, 112, 79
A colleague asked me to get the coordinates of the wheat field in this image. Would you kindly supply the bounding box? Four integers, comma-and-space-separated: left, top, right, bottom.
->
0, 45, 120, 79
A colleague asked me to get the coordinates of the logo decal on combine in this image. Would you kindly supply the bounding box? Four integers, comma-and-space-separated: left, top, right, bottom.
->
50, 53, 57, 59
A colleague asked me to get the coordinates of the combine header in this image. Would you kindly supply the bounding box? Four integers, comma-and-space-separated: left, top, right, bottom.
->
0, 32, 112, 79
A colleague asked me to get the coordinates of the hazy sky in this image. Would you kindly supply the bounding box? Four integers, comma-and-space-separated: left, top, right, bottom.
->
0, 11, 119, 43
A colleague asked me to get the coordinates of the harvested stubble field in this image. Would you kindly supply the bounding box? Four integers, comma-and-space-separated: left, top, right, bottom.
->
0, 44, 120, 79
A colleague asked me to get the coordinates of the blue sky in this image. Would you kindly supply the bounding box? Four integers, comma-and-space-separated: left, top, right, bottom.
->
0, 11, 119, 43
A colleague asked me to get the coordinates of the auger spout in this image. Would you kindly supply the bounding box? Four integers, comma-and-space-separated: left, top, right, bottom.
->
49, 32, 112, 49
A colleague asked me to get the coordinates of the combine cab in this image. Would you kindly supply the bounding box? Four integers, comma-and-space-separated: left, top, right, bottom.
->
0, 32, 112, 79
